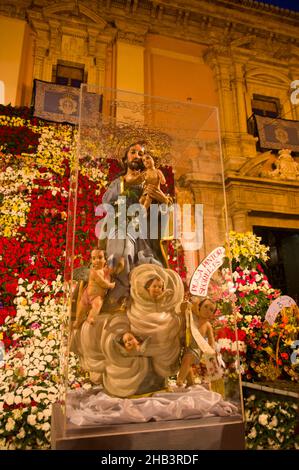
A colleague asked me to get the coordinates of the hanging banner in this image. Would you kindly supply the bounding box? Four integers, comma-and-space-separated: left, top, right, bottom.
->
33, 79, 101, 125
265, 295, 296, 325
255, 115, 299, 152
189, 246, 225, 297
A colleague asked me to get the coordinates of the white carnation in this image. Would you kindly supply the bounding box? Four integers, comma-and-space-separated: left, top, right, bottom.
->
5, 393, 15, 406
27, 414, 36, 426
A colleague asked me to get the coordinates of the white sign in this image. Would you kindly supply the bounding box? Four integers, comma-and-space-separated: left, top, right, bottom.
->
189, 246, 225, 297
265, 295, 296, 325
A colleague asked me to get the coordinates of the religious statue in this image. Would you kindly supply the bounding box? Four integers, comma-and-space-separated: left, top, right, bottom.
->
71, 141, 184, 397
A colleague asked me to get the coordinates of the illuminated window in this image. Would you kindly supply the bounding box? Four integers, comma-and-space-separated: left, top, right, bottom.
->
52, 61, 86, 88
251, 94, 281, 118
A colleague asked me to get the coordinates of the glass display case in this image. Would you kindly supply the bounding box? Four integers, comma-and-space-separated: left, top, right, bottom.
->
52, 85, 244, 450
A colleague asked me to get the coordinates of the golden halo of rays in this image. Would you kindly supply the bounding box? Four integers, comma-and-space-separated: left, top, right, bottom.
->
79, 121, 174, 166
113, 124, 173, 166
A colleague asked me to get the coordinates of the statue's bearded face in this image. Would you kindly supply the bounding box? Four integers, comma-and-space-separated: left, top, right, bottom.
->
127, 144, 145, 171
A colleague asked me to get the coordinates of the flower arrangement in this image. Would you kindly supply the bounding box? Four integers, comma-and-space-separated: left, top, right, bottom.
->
0, 277, 92, 449
228, 230, 270, 267
245, 394, 299, 449
213, 231, 299, 384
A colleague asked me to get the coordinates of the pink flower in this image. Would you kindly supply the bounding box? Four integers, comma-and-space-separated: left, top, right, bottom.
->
30, 322, 41, 329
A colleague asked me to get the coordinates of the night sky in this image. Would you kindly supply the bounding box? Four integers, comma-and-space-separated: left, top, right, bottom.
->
253, 0, 299, 12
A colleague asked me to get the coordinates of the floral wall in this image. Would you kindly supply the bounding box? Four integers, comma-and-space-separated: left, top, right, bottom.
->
0, 105, 184, 449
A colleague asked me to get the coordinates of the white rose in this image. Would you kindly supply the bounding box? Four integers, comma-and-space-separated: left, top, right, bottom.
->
22, 389, 32, 398
43, 408, 52, 418
37, 393, 47, 400
269, 416, 278, 428
17, 428, 25, 439
27, 414, 36, 426
44, 355, 53, 362
41, 422, 50, 431
258, 413, 268, 426
5, 417, 15, 432
14, 395, 22, 405
37, 412, 44, 421
48, 394, 57, 402
248, 427, 257, 439
5, 393, 15, 406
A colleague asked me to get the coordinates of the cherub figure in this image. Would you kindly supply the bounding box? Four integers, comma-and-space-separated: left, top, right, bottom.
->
114, 331, 150, 357
144, 275, 165, 300
176, 297, 217, 387
139, 154, 166, 210
73, 249, 115, 329
122, 331, 141, 352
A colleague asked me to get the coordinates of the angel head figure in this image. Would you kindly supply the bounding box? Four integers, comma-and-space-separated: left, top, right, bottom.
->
121, 331, 141, 352
144, 276, 164, 300
114, 330, 150, 357
129, 264, 184, 315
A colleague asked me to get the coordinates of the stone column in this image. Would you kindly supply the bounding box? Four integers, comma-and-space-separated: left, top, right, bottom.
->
234, 62, 247, 133
233, 60, 258, 160
33, 43, 47, 81
232, 210, 248, 232
204, 48, 243, 171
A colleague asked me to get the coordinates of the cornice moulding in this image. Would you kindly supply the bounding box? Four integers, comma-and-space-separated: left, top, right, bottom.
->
2, 0, 299, 49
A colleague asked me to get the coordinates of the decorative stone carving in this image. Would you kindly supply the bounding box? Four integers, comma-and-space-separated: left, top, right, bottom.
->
239, 149, 299, 182
117, 30, 146, 45
264, 149, 299, 181
115, 19, 148, 45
